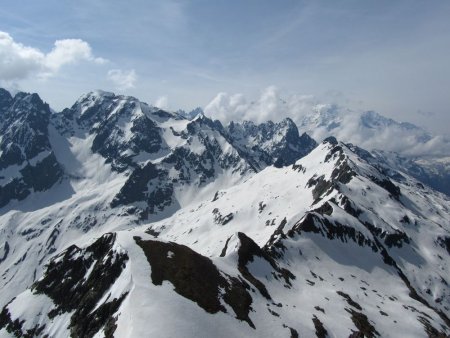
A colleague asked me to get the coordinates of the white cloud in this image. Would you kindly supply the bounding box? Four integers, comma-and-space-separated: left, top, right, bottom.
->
107, 69, 137, 90
44, 39, 106, 73
304, 110, 450, 158
0, 31, 106, 80
155, 95, 169, 109
204, 86, 317, 124
0, 31, 44, 80
204, 92, 247, 122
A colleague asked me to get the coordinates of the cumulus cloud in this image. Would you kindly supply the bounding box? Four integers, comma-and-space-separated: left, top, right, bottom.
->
0, 31, 106, 80
204, 92, 247, 122
107, 69, 137, 90
204, 86, 450, 157
155, 95, 169, 109
44, 39, 106, 73
204, 86, 318, 124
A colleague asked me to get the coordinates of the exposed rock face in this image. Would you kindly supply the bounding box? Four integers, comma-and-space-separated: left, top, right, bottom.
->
135, 236, 255, 328
0, 152, 63, 207
0, 89, 13, 117
0, 91, 63, 207
227, 118, 317, 169
0, 233, 128, 338
0, 92, 52, 169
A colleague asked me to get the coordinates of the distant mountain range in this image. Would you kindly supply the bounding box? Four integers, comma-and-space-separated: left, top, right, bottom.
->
0, 88, 449, 337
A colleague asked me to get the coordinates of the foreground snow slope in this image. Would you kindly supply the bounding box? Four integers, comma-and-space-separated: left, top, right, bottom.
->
1, 138, 449, 337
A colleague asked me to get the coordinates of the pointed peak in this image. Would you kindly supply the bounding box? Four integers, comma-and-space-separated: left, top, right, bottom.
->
0, 88, 12, 99
76, 90, 116, 104
90, 89, 115, 98
276, 117, 298, 132
175, 107, 204, 120
13, 91, 29, 100
190, 107, 204, 115
0, 88, 13, 109
192, 111, 206, 121
299, 132, 317, 145
9, 91, 48, 112
280, 117, 295, 125
323, 136, 338, 146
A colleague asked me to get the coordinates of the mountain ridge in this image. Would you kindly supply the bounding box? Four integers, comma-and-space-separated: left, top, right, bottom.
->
0, 88, 449, 338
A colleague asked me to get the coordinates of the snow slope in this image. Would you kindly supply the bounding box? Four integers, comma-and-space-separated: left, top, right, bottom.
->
2, 137, 449, 337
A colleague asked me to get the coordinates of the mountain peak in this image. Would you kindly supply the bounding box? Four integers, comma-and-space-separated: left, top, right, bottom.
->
12, 92, 48, 110
280, 116, 295, 125
0, 88, 12, 102
188, 107, 204, 119
323, 136, 338, 145
80, 89, 115, 101
175, 107, 204, 120
192, 110, 205, 120
0, 88, 13, 116
68, 90, 145, 126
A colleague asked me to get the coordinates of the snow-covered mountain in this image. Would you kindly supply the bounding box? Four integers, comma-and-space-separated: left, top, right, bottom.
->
0, 89, 449, 337
0, 89, 316, 307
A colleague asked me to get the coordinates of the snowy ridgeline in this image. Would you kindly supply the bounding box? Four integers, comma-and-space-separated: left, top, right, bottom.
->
0, 88, 449, 337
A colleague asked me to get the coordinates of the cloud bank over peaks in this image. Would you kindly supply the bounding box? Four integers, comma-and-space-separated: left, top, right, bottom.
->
0, 31, 106, 80
204, 86, 319, 124
204, 86, 450, 158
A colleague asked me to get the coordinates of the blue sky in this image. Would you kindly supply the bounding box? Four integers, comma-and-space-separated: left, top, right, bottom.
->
1, 0, 449, 134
